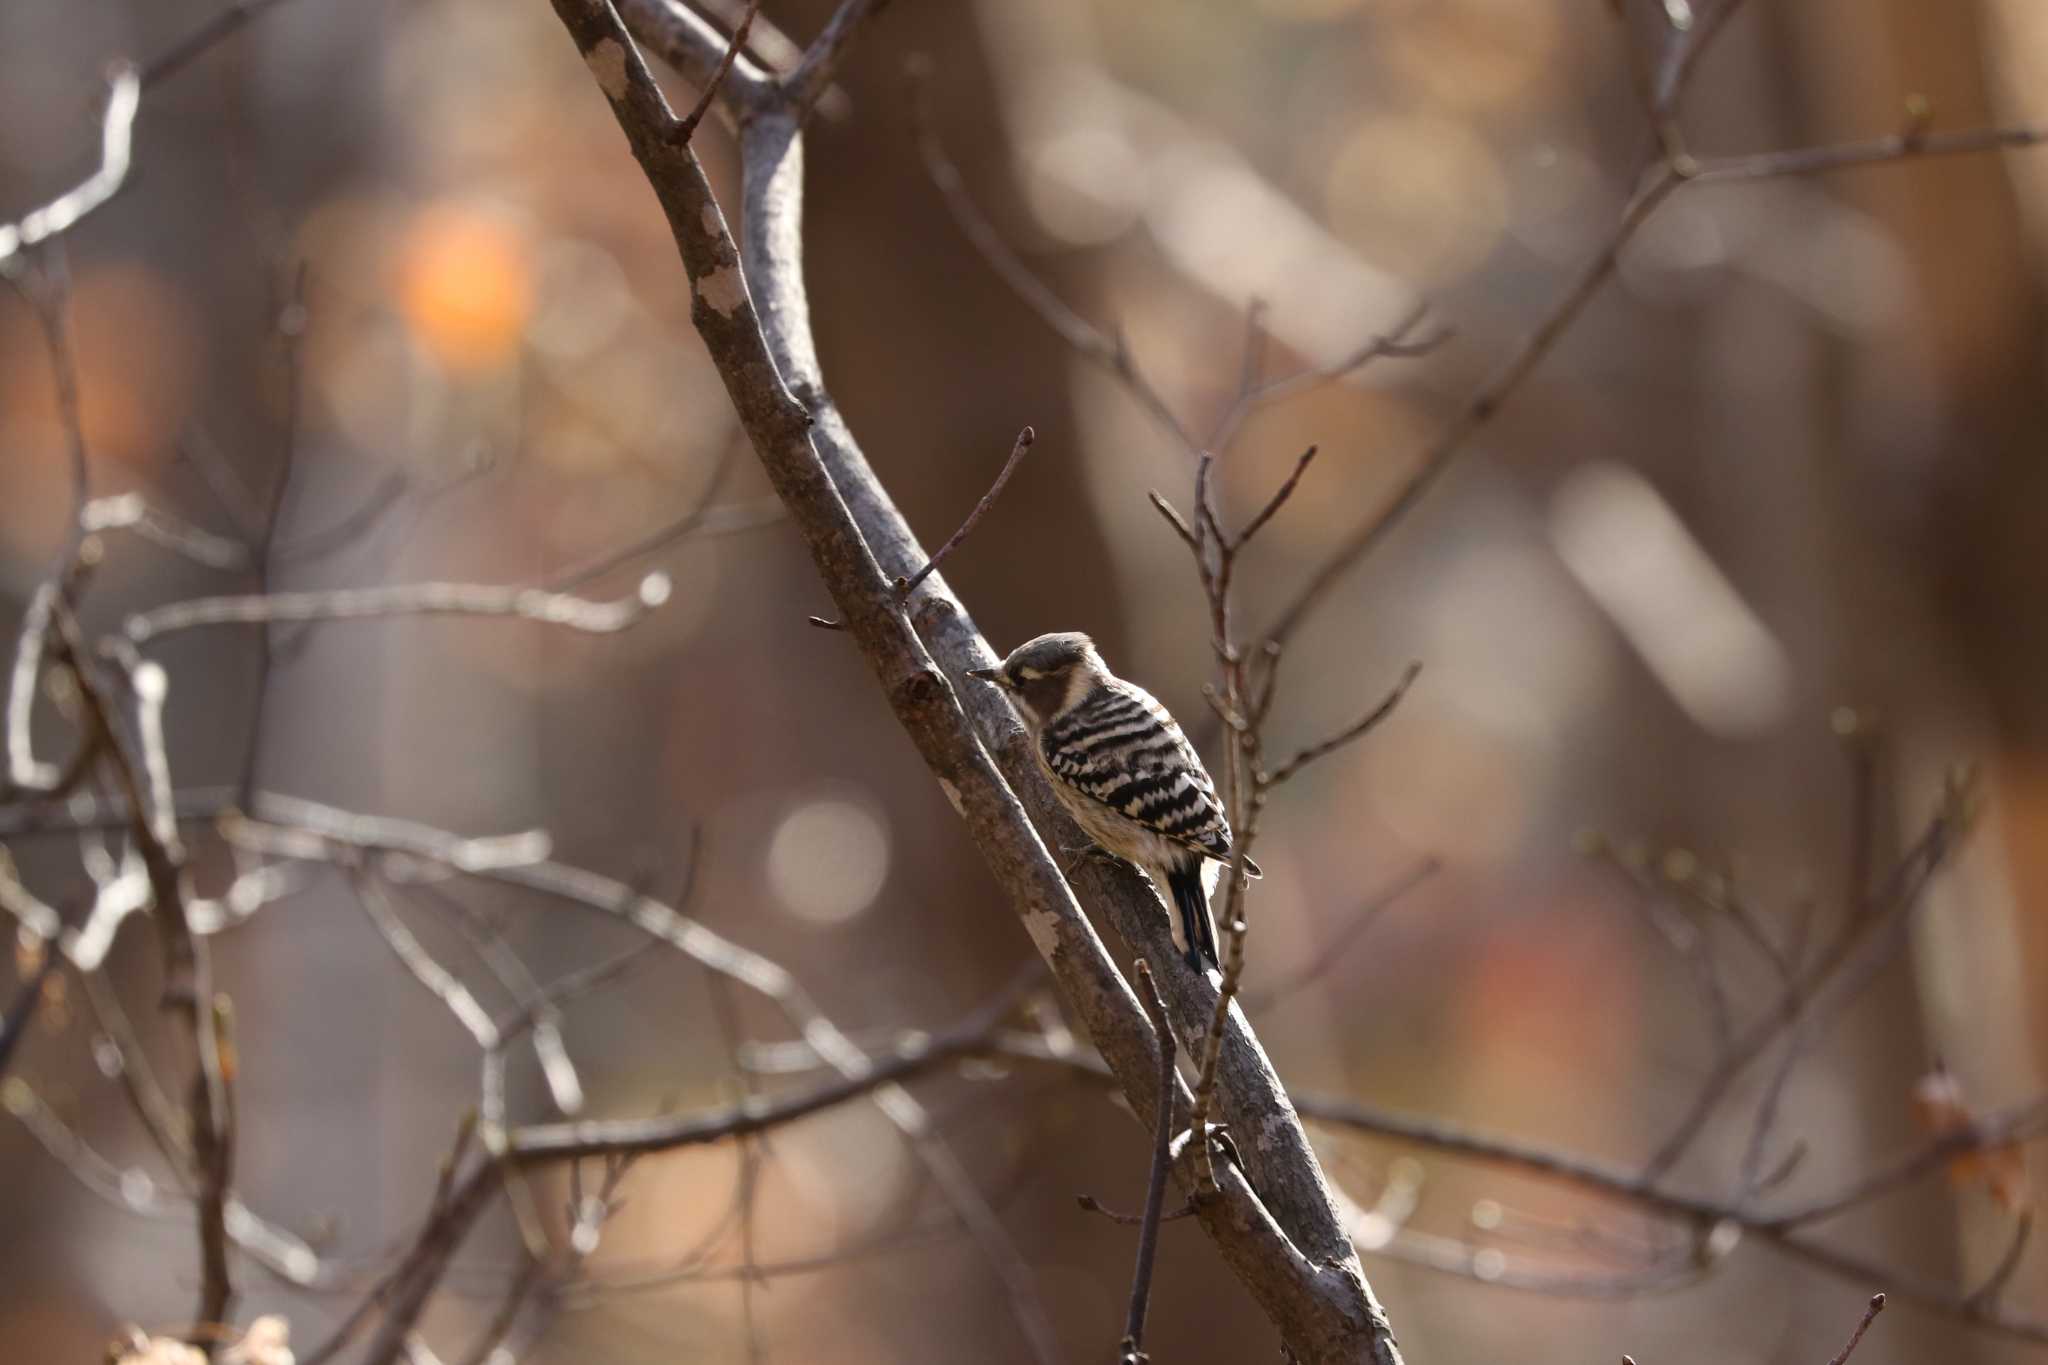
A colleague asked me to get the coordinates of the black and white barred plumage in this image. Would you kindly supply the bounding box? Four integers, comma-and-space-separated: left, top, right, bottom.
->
968, 632, 1259, 970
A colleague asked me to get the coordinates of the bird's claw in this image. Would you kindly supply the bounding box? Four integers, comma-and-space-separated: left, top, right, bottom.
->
1060, 844, 1129, 878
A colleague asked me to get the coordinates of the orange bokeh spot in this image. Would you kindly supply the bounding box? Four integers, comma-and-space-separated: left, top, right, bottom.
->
394, 202, 533, 373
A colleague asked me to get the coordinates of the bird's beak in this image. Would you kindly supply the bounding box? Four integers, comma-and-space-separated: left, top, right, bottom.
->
965, 667, 1004, 685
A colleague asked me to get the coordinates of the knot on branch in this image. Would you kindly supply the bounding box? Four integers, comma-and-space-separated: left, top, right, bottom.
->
890, 666, 948, 711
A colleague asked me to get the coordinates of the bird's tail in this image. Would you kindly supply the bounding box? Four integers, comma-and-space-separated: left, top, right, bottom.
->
1167, 863, 1219, 971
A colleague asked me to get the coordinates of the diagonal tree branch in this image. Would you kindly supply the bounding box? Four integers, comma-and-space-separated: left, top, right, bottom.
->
565, 3, 1407, 1358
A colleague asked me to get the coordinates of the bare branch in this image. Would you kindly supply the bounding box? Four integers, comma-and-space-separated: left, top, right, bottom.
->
617, 0, 825, 118
1205, 300, 1447, 457
1007, 1030, 2048, 1342
47, 604, 238, 1335
812, 423, 1040, 629
785, 0, 887, 119
8, 582, 66, 793
548, 444, 752, 590
909, 65, 1201, 454
1263, 662, 1422, 787
676, 0, 763, 142
123, 574, 671, 643
1827, 1293, 1886, 1365
139, 0, 304, 89
1119, 958, 1177, 1362
1263, 112, 2048, 649
1642, 781, 1972, 1183
1260, 164, 1682, 649
190, 996, 237, 1336
1691, 121, 2048, 182
1650, 0, 1753, 117
0, 65, 139, 268
1967, 1212, 2034, 1313
349, 871, 501, 1050
0, 951, 59, 1080
540, 1, 1409, 1352
1246, 859, 1438, 1011
897, 425, 1036, 601
1146, 491, 1199, 551
82, 494, 249, 570
1235, 445, 1320, 550
507, 989, 1012, 1160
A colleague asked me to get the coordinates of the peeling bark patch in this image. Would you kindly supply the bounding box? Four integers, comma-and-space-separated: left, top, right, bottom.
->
702, 203, 723, 238
696, 264, 745, 317
585, 39, 630, 102
938, 778, 965, 817
1021, 903, 1064, 958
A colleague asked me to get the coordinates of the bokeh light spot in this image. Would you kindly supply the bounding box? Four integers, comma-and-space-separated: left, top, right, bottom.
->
1383, 0, 1560, 111
395, 201, 534, 373
768, 793, 892, 926
1326, 114, 1508, 286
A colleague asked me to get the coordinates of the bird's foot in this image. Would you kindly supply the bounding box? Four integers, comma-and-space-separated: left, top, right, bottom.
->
1061, 844, 1130, 878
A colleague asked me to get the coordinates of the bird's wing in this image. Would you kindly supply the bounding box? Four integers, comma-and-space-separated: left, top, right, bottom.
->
1040, 680, 1239, 864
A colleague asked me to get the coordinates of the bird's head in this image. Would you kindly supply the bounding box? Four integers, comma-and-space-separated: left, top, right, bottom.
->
967, 631, 1106, 726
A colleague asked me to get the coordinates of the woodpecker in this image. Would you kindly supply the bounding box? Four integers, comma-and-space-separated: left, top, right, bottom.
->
968, 632, 1260, 970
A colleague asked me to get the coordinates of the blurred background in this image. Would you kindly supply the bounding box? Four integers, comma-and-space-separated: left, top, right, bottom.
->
2, 0, 2046, 1360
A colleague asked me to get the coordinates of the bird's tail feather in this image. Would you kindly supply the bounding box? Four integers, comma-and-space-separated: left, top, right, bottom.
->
1167, 865, 1219, 971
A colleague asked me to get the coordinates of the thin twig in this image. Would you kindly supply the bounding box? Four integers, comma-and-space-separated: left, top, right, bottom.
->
503, 983, 1036, 1159
1260, 164, 1682, 649
1121, 959, 1177, 1361
349, 870, 500, 1050
138, 0, 301, 88
238, 263, 310, 814
676, 0, 763, 142
5, 259, 98, 798
1966, 1211, 2034, 1312
1001, 1030, 2048, 1341
0, 66, 139, 268
29, 254, 94, 524
1264, 114, 2048, 650
452, 1255, 546, 1365
1651, 0, 1752, 116
817, 424, 1040, 627
0, 950, 60, 1079
190, 996, 237, 1337
81, 494, 248, 570
270, 470, 407, 562
908, 65, 1200, 453
1694, 124, 2048, 183
1262, 662, 1421, 787
1234, 445, 1320, 549
1642, 780, 1972, 1183
615, 0, 801, 116
547, 443, 755, 590
1246, 859, 1439, 1011
705, 967, 769, 1365
48, 604, 238, 1333
1204, 301, 1446, 457
1826, 1293, 1885, 1365
123, 575, 671, 643
785, 0, 888, 120
897, 425, 1036, 601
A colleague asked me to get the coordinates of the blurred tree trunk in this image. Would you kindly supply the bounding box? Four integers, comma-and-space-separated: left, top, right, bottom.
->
794, 0, 1129, 651
1784, 0, 2048, 1336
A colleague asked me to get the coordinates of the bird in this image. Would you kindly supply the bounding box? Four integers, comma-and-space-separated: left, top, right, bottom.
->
967, 632, 1259, 971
